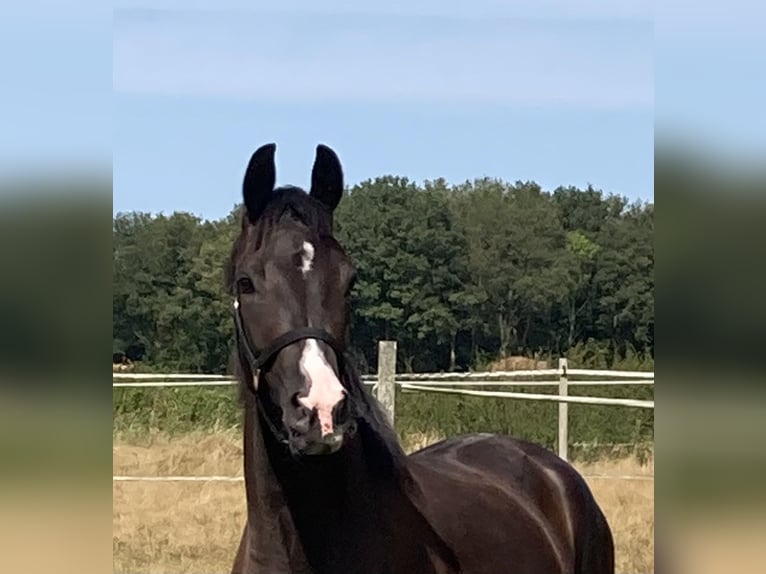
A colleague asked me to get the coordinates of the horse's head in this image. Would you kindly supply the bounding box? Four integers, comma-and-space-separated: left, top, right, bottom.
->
228, 143, 358, 456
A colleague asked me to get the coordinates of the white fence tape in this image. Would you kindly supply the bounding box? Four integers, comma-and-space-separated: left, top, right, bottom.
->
399, 383, 655, 408
114, 369, 654, 383
113, 379, 653, 388
114, 380, 237, 387
114, 373, 233, 380
114, 476, 244, 482
114, 379, 375, 388
114, 372, 653, 389
113, 474, 652, 482
394, 379, 653, 387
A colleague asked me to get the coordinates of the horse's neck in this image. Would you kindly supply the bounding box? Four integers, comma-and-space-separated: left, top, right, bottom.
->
269, 422, 451, 574
269, 431, 391, 572
240, 405, 313, 574
239, 408, 400, 574
242, 404, 457, 574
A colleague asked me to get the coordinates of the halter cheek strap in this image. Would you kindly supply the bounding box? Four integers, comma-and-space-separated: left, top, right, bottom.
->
232, 298, 366, 448
232, 299, 346, 395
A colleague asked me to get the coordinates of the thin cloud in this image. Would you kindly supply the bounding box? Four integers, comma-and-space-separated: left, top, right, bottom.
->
114, 10, 652, 108
114, 0, 651, 21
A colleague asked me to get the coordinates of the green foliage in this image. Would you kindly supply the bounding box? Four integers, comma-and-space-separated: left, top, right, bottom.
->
112, 178, 653, 453
113, 210, 240, 372
113, 387, 242, 439
113, 383, 653, 462
335, 177, 470, 371
113, 179, 653, 371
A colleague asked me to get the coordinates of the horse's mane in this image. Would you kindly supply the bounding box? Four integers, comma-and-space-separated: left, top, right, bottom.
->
340, 359, 409, 476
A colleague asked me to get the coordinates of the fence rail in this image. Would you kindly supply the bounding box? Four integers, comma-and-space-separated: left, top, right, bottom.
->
114, 474, 653, 482
114, 378, 653, 388
399, 383, 654, 409
114, 371, 654, 383
114, 341, 654, 471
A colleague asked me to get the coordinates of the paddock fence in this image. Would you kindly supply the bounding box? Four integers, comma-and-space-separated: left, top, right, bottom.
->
113, 340, 654, 481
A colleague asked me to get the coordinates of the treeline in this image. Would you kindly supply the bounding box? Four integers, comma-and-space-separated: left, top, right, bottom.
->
113, 177, 653, 374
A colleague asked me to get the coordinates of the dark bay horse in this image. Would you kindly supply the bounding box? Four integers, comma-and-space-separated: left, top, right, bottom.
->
227, 143, 614, 574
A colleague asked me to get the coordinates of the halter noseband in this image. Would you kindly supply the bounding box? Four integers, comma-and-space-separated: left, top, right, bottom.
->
232, 298, 349, 445
231, 298, 347, 395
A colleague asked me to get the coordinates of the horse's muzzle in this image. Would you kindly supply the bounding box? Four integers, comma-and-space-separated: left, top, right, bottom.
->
289, 415, 357, 456
299, 430, 345, 455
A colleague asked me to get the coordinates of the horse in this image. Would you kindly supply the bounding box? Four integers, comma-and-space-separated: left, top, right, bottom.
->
227, 143, 614, 574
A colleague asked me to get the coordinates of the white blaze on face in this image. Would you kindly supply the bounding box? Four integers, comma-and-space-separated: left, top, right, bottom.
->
300, 241, 315, 275
298, 339, 346, 436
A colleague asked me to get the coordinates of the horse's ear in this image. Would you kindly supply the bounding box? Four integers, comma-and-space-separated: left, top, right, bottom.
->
310, 144, 344, 212
243, 143, 277, 223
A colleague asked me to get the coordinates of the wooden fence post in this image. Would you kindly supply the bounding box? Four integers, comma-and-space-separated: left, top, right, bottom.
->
377, 340, 397, 427
558, 358, 568, 461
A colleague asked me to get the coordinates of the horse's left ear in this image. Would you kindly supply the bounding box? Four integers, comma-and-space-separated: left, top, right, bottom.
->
310, 144, 344, 211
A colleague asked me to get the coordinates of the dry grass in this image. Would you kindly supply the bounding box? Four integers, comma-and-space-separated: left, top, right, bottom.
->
576, 456, 654, 573
114, 431, 653, 573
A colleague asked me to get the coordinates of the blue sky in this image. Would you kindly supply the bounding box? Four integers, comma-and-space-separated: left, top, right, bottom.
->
1, 2, 111, 177
4, 2, 764, 217
112, 0, 655, 220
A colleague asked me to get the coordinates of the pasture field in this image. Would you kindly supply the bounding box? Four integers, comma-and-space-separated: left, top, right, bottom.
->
113, 431, 654, 574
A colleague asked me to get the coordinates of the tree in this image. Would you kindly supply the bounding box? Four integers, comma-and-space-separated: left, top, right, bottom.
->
336, 177, 470, 371
450, 179, 570, 359
113, 178, 654, 373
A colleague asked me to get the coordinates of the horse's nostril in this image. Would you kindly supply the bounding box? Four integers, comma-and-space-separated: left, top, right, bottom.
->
291, 413, 312, 434
334, 396, 350, 423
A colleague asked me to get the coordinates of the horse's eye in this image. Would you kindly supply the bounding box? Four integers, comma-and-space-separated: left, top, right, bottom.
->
237, 277, 255, 294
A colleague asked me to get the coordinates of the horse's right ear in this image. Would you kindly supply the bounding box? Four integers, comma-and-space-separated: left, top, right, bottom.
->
243, 143, 277, 223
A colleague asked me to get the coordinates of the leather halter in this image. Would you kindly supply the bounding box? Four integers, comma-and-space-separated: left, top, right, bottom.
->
232, 298, 367, 450
231, 298, 346, 395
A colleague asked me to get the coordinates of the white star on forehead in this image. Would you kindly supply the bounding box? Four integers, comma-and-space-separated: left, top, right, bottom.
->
301, 241, 315, 275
